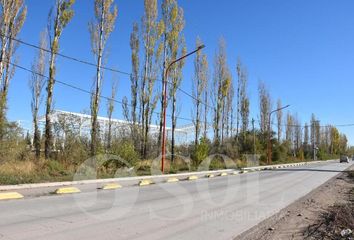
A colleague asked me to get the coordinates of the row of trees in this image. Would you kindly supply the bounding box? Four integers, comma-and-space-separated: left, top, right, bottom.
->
0, 0, 349, 167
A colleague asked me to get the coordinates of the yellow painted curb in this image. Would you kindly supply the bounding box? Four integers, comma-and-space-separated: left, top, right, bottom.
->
220, 172, 228, 176
206, 174, 215, 178
166, 178, 179, 183
188, 175, 198, 180
54, 187, 81, 194
101, 183, 122, 190
0, 192, 24, 200
139, 179, 153, 186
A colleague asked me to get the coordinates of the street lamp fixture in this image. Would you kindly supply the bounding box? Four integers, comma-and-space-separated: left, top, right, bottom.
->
161, 45, 206, 173
267, 104, 290, 165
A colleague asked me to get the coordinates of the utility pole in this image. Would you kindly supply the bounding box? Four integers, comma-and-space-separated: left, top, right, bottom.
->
161, 45, 205, 173
267, 105, 290, 165
252, 118, 255, 155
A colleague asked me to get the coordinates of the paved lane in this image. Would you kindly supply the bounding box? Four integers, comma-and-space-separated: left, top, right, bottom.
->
0, 161, 352, 240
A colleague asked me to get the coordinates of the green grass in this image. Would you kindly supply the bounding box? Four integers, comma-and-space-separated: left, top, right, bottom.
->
0, 157, 337, 185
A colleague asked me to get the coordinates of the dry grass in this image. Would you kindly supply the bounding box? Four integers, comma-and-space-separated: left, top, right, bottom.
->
0, 158, 74, 185
0, 160, 37, 176
305, 204, 354, 239
304, 170, 354, 240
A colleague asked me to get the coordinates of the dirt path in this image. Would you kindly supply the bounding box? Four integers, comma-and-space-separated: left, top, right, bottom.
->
235, 165, 354, 240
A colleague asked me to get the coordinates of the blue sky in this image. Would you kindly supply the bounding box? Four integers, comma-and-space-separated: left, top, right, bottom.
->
8, 0, 354, 144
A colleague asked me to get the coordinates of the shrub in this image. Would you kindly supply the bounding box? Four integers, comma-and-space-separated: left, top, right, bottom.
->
191, 138, 209, 167
0, 160, 39, 184
46, 160, 69, 176
209, 155, 226, 170
110, 140, 139, 167
272, 143, 288, 162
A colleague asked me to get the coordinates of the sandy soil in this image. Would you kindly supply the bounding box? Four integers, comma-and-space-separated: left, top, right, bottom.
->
235, 165, 354, 240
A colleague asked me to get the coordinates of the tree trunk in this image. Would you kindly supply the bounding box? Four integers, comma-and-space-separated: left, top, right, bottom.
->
0, 17, 10, 139
91, 6, 105, 156
45, 3, 61, 159
33, 113, 41, 158
44, 47, 57, 159
203, 89, 208, 139
157, 35, 167, 154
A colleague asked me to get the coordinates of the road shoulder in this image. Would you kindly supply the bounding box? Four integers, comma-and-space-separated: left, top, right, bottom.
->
235, 164, 354, 240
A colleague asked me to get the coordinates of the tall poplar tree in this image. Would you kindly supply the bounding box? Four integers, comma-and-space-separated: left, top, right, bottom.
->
240, 66, 249, 135
202, 54, 209, 140
213, 38, 231, 146
164, 0, 185, 161
45, 0, 75, 159
304, 123, 309, 155
225, 80, 234, 138
89, 0, 118, 156
286, 112, 294, 152
29, 31, 47, 158
0, 0, 27, 138
258, 81, 271, 135
129, 22, 139, 143
106, 77, 117, 150
140, 0, 159, 158
192, 37, 207, 145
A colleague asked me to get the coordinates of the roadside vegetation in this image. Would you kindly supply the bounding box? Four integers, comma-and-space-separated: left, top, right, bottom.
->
0, 0, 350, 185
304, 170, 354, 239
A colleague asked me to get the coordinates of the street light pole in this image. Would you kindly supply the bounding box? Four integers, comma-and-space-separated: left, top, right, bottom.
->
161, 45, 205, 173
267, 104, 290, 165
252, 118, 255, 155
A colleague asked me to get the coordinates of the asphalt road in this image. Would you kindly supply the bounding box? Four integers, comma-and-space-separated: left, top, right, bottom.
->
0, 161, 352, 240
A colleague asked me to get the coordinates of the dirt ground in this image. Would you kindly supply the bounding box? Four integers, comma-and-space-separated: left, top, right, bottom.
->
235, 165, 354, 240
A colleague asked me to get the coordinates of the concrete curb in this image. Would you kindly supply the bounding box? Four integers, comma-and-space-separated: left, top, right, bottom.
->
0, 192, 24, 200
54, 187, 81, 194
100, 183, 122, 190
0, 159, 337, 191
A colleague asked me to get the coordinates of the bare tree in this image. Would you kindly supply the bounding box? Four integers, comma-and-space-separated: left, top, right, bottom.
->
235, 58, 241, 141
213, 38, 231, 146
293, 114, 302, 154
29, 31, 47, 158
192, 37, 207, 145
202, 55, 209, 140
286, 112, 294, 152
304, 123, 309, 154
0, 0, 27, 138
240, 66, 249, 136
45, 0, 75, 159
310, 113, 320, 153
106, 77, 117, 150
225, 79, 234, 138
258, 81, 271, 134
89, 0, 118, 156
129, 22, 139, 142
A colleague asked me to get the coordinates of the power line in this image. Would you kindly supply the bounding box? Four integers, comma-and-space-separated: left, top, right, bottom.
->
8, 60, 196, 123
2, 33, 215, 111
4, 34, 354, 131
267, 119, 354, 129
